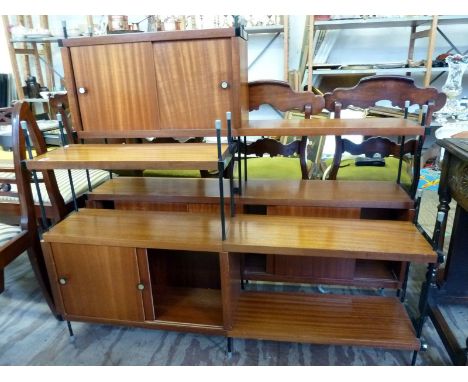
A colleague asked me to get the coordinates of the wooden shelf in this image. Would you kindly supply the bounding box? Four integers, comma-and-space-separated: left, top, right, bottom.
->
238, 118, 423, 137
87, 178, 413, 210
26, 143, 229, 171
314, 16, 468, 30
154, 287, 223, 328
312, 67, 448, 76
229, 291, 420, 350
43, 209, 223, 252
224, 214, 435, 263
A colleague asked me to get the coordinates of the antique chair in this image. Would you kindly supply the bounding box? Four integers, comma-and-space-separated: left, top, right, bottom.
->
323, 75, 446, 197
241, 80, 325, 180
0, 101, 110, 224
0, 101, 56, 315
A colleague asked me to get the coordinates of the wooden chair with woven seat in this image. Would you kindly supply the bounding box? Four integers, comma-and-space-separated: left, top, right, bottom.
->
0, 101, 57, 316
0, 101, 111, 225
324, 75, 446, 197
241, 80, 325, 180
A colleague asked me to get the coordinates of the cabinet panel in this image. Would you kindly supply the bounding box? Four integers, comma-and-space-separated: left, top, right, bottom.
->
153, 39, 232, 130
50, 243, 145, 322
70, 42, 159, 132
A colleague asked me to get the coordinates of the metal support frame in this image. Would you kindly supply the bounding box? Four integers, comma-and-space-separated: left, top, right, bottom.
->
227, 337, 233, 356
243, 136, 248, 182
66, 320, 74, 338
20, 121, 48, 230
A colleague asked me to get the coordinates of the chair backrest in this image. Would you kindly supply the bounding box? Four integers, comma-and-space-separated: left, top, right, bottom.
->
47, 93, 76, 144
0, 106, 13, 123
0, 102, 56, 314
14, 102, 68, 222
323, 75, 446, 194
245, 80, 325, 180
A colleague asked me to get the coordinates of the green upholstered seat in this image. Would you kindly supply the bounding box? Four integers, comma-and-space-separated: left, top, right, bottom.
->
236, 157, 311, 180
143, 169, 202, 178
327, 156, 412, 187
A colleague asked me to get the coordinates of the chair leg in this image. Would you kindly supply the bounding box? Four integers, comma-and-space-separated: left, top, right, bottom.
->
27, 238, 57, 318
0, 268, 4, 293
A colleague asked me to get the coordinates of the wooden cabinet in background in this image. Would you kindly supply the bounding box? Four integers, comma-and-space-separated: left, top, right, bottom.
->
60, 29, 249, 139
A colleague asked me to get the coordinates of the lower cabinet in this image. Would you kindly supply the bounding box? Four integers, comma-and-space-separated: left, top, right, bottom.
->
42, 242, 224, 332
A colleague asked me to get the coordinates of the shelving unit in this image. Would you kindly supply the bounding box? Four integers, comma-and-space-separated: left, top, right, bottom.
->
307, 15, 468, 88
2, 15, 57, 99
245, 16, 289, 82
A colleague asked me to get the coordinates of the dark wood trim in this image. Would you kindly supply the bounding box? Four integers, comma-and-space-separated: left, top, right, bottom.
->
136, 248, 155, 321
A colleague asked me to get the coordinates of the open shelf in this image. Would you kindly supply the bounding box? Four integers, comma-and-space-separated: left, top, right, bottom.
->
149, 249, 223, 329
229, 291, 420, 350
154, 287, 223, 328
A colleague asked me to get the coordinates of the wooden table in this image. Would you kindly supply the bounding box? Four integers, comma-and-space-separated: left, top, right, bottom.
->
430, 138, 468, 365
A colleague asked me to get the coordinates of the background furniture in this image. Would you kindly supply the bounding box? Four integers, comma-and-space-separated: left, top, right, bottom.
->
60, 28, 248, 138
0, 102, 55, 316
429, 137, 468, 365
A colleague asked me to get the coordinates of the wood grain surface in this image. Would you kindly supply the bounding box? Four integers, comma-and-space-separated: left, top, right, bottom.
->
70, 42, 160, 132
154, 39, 232, 129
88, 178, 413, 209
228, 291, 420, 350
26, 143, 228, 171
238, 118, 423, 136
43, 209, 223, 252
49, 243, 145, 322
224, 214, 435, 263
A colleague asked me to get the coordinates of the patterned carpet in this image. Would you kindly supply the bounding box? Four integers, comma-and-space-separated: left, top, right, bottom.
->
0, 190, 464, 366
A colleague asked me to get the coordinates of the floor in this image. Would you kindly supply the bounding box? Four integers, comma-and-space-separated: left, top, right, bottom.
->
0, 190, 465, 366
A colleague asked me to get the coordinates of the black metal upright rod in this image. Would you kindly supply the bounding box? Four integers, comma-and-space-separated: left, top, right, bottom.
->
243, 136, 247, 182
226, 112, 235, 217
20, 121, 48, 230
216, 120, 226, 240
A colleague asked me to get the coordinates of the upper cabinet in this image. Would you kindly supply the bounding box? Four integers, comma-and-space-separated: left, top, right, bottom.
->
60, 28, 249, 139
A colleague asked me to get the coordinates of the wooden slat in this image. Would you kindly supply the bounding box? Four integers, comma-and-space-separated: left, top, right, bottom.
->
229, 291, 420, 350
239, 118, 423, 136
26, 143, 229, 171
88, 178, 414, 210
43, 209, 223, 252
224, 214, 435, 263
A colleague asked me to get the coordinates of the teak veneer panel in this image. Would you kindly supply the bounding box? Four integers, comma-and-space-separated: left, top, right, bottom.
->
26, 143, 228, 171
43, 209, 223, 252
154, 39, 233, 130
228, 292, 420, 350
224, 214, 435, 263
49, 243, 144, 322
87, 178, 413, 210
238, 118, 423, 136
69, 42, 160, 133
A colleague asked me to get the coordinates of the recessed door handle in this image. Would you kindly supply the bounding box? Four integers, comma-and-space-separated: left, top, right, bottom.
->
137, 283, 145, 291
78, 87, 87, 94
220, 81, 230, 89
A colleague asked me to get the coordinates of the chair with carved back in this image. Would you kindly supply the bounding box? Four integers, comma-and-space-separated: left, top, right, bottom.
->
243, 80, 325, 180
323, 75, 446, 197
0, 102, 111, 224
0, 102, 57, 315
47, 93, 76, 144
